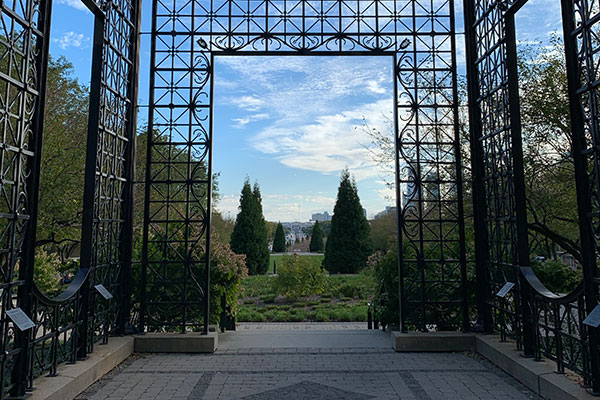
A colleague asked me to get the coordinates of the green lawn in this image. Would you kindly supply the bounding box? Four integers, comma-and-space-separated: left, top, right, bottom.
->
237, 270, 376, 322
268, 253, 324, 274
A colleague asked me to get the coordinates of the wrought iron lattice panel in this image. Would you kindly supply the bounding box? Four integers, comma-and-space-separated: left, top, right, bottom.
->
0, 0, 49, 395
464, 0, 600, 389
144, 0, 467, 333
0, 0, 141, 396
466, 0, 523, 338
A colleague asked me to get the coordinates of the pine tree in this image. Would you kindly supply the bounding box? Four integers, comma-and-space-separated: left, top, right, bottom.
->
252, 182, 270, 274
309, 221, 324, 252
323, 168, 373, 273
272, 222, 286, 252
230, 179, 270, 274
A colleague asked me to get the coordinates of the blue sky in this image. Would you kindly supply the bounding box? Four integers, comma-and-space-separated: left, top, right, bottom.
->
49, 0, 562, 222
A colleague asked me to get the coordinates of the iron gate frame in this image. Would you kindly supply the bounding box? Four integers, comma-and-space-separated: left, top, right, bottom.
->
142, 0, 469, 334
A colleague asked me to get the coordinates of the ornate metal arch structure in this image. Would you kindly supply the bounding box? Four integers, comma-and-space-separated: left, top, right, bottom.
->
7, 0, 600, 396
142, 0, 468, 333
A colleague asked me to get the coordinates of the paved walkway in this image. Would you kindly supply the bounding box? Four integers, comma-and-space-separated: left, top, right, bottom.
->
77, 324, 539, 400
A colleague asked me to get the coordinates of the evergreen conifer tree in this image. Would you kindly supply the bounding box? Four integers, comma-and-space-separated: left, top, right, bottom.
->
323, 168, 373, 273
272, 222, 286, 252
309, 220, 324, 252
230, 179, 270, 274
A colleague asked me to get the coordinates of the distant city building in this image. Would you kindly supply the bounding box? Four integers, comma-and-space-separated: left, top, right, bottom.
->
311, 211, 331, 222
281, 221, 313, 245
362, 208, 367, 218
374, 206, 397, 219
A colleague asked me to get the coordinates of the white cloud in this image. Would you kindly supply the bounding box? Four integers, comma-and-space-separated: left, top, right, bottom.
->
214, 194, 239, 219
56, 0, 88, 11
366, 80, 386, 94
215, 193, 337, 221
249, 98, 393, 181
230, 95, 264, 111
216, 56, 392, 123
232, 113, 270, 127
53, 32, 88, 50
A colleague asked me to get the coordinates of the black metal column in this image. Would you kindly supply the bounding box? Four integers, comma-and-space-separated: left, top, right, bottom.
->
463, 0, 493, 333
561, 0, 600, 390
117, 0, 143, 335
504, 12, 535, 358
77, 8, 105, 359
11, 0, 53, 394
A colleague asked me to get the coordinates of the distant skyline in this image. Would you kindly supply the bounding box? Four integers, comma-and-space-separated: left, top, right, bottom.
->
48, 0, 563, 222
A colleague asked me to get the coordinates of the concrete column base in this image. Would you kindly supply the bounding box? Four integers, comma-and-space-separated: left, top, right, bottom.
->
391, 331, 476, 352
134, 332, 218, 353
29, 336, 134, 400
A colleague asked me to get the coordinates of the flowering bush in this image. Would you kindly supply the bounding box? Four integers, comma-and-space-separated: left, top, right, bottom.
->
209, 235, 248, 323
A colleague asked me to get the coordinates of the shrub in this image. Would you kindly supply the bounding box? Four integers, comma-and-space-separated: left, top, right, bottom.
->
372, 251, 399, 328
209, 235, 249, 324
34, 250, 63, 295
271, 254, 327, 300
260, 294, 276, 303
531, 259, 581, 294
336, 283, 360, 299
314, 311, 330, 321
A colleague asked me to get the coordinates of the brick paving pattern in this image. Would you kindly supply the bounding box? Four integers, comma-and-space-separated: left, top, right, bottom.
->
77, 326, 539, 400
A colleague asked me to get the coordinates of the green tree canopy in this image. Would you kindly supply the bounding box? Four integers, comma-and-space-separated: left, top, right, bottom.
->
323, 169, 372, 273
230, 179, 269, 274
272, 222, 286, 252
309, 221, 324, 252
37, 56, 89, 259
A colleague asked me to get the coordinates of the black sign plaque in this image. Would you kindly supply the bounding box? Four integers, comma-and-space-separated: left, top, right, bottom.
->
6, 308, 35, 331
496, 282, 515, 298
94, 284, 113, 300
583, 305, 600, 328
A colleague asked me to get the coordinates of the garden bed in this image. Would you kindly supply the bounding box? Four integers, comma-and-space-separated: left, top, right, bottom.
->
237, 272, 376, 322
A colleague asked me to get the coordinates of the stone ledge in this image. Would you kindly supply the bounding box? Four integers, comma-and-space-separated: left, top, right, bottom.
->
391, 331, 476, 352
475, 335, 595, 400
134, 332, 218, 353
29, 336, 134, 400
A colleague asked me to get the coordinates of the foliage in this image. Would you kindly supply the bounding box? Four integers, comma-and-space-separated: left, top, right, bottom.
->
238, 273, 376, 322
369, 212, 397, 252
309, 221, 324, 252
230, 179, 270, 275
211, 211, 235, 246
517, 37, 582, 262
326, 269, 376, 299
359, 36, 584, 294
208, 234, 249, 323
37, 56, 88, 258
272, 222, 286, 252
323, 168, 373, 273
134, 228, 248, 327
268, 254, 323, 274
370, 251, 400, 328
531, 259, 581, 294
34, 251, 63, 295
271, 254, 327, 300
